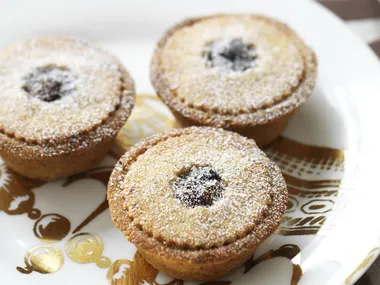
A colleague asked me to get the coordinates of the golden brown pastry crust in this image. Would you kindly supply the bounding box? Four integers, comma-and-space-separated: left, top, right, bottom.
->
0, 37, 135, 180
107, 127, 287, 280
151, 15, 317, 146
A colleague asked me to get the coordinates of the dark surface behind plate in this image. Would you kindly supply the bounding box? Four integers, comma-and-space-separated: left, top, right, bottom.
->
319, 1, 380, 284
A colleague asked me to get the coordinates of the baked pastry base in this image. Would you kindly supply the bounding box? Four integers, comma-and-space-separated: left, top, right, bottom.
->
172, 109, 296, 147
0, 137, 113, 181
108, 127, 287, 280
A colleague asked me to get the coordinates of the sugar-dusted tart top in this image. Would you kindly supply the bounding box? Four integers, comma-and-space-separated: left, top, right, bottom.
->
108, 127, 287, 250
0, 37, 134, 144
151, 15, 317, 127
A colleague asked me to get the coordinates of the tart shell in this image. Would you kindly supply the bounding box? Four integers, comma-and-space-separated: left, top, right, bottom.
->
107, 127, 287, 280
0, 61, 135, 181
151, 15, 317, 146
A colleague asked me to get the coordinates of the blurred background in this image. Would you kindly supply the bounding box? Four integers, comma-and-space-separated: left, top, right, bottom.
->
320, 0, 379, 57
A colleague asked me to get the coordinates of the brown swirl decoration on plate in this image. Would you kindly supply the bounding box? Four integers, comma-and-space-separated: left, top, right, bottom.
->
264, 137, 346, 235
0, 158, 45, 219
264, 137, 345, 176
244, 244, 302, 285
63, 166, 113, 234
108, 251, 183, 285
33, 213, 71, 242
16, 244, 64, 274
111, 94, 180, 158
65, 232, 111, 268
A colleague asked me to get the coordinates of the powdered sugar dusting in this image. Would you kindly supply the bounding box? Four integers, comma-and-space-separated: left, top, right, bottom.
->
0, 37, 129, 144
172, 165, 225, 207
205, 38, 258, 73
22, 65, 77, 102
112, 127, 284, 250
158, 15, 305, 115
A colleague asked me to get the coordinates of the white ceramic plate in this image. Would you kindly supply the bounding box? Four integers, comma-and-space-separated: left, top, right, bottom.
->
1, 1, 380, 284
